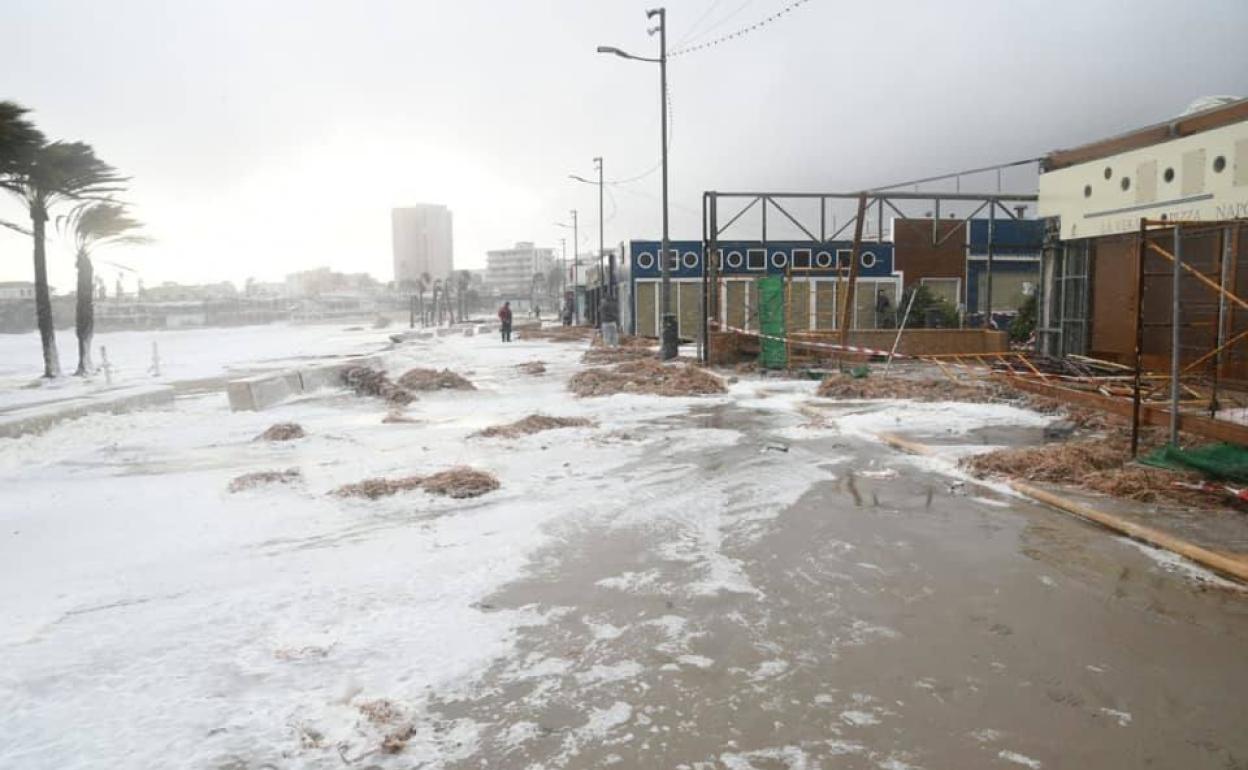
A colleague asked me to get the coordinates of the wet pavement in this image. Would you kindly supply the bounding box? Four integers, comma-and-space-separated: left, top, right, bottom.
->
432, 404, 1248, 770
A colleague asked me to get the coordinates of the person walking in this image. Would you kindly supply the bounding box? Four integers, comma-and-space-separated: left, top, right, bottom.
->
498, 301, 513, 342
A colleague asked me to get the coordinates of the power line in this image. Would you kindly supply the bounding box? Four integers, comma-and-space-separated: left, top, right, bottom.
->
670, 0, 814, 57
678, 0, 758, 46
601, 83, 673, 186
675, 0, 727, 47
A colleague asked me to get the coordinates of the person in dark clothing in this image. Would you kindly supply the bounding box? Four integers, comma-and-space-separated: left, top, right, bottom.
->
534, 304, 541, 321
498, 301, 513, 342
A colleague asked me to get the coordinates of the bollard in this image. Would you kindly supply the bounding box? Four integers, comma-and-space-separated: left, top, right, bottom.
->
100, 346, 113, 386
149, 341, 161, 377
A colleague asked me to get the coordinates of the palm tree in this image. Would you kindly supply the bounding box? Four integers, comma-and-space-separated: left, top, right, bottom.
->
0, 102, 43, 236
1, 139, 124, 377
455, 270, 472, 322
417, 271, 431, 325
58, 202, 149, 375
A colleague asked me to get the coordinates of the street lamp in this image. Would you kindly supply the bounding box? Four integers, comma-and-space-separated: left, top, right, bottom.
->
597, 7, 676, 359
553, 212, 580, 324
570, 156, 609, 327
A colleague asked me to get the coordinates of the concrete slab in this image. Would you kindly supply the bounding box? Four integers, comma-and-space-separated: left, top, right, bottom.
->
0, 384, 175, 438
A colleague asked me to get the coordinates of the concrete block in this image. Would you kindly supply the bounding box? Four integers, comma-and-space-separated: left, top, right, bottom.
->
0, 385, 175, 439
227, 370, 301, 411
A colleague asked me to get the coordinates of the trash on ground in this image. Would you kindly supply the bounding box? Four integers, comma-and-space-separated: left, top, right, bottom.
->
228, 468, 303, 493
396, 367, 475, 391
333, 474, 425, 499
340, 366, 414, 405
569, 359, 727, 397
256, 422, 306, 441
472, 413, 595, 439
420, 467, 500, 498
516, 360, 547, 375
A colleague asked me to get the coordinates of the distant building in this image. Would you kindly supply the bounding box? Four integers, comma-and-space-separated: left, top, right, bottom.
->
285, 268, 380, 298
140, 281, 238, 303
0, 281, 36, 301
393, 204, 454, 286
486, 242, 556, 297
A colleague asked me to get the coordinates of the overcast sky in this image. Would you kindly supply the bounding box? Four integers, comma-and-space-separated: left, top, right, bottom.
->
2, 0, 1246, 291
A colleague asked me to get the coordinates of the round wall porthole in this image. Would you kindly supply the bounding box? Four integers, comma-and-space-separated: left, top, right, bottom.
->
770, 251, 788, 269
682, 251, 699, 269
1120, 176, 1131, 191
1103, 166, 1113, 180
636, 252, 655, 270
1213, 155, 1227, 173
1083, 184, 1092, 198
815, 251, 833, 268
860, 251, 877, 269
726, 251, 743, 269
1163, 167, 1175, 183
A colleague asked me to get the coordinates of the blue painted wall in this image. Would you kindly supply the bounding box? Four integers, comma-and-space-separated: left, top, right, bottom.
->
628, 240, 896, 279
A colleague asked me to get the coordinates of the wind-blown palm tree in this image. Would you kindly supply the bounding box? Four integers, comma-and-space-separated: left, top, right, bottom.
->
58, 202, 149, 375
1, 140, 125, 377
0, 102, 44, 236
417, 271, 431, 325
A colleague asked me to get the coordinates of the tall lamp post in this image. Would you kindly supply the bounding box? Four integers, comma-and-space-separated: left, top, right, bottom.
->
553, 212, 580, 324
570, 156, 608, 327
598, 8, 675, 358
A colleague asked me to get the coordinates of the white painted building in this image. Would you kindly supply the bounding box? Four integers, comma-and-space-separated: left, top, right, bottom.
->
486, 242, 555, 297
0, 282, 36, 301
392, 204, 454, 286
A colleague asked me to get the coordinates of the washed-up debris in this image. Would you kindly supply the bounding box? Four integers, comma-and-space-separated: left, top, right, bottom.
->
961, 428, 1218, 506
518, 325, 595, 342
381, 725, 417, 754
340, 366, 413, 405
473, 414, 595, 439
581, 346, 655, 365
397, 367, 475, 391
516, 360, 547, 375
420, 467, 500, 498
357, 699, 402, 725
332, 475, 425, 499
762, 443, 789, 453
817, 374, 1015, 402
569, 359, 727, 397
228, 468, 303, 493
333, 466, 500, 500
255, 422, 305, 441
381, 412, 419, 424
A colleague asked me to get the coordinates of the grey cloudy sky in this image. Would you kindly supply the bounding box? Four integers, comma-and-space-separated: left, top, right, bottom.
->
2, 0, 1246, 291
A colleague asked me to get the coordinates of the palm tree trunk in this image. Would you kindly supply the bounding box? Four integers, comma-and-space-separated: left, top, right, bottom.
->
30, 203, 61, 378
75, 251, 95, 375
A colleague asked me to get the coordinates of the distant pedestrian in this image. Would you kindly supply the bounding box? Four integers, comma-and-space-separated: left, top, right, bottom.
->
534, 304, 542, 321
498, 301, 513, 342
562, 298, 573, 326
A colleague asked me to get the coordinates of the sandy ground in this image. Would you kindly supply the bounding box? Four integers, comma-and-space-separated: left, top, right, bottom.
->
1, 330, 1246, 769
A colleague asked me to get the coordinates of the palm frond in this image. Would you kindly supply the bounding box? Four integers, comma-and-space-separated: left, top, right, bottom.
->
0, 217, 32, 236
58, 200, 150, 258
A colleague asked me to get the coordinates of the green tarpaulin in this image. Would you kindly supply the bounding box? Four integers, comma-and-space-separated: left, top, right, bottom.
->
757, 276, 786, 369
1140, 442, 1248, 484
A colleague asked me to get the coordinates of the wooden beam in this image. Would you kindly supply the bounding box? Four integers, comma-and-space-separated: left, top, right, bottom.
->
1003, 375, 1248, 445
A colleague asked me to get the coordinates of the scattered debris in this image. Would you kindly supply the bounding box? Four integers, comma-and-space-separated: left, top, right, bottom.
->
516, 360, 547, 375
1043, 419, 1078, 441
472, 414, 595, 439
763, 443, 790, 453
255, 422, 306, 441
382, 412, 419, 424
581, 346, 655, 365
333, 466, 500, 499
228, 468, 303, 493
381, 725, 417, 754
569, 359, 727, 397
357, 699, 402, 725
817, 374, 1015, 402
341, 366, 414, 405
961, 429, 1222, 507
397, 367, 476, 391
420, 466, 501, 498
518, 325, 595, 342
332, 475, 425, 499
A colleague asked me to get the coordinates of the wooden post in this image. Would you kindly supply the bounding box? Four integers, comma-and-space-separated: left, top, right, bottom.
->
839, 194, 868, 348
